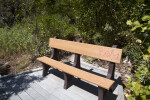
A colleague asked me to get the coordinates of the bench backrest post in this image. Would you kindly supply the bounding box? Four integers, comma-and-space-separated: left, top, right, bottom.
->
107, 62, 115, 80
73, 39, 82, 68
106, 45, 117, 80
50, 36, 58, 60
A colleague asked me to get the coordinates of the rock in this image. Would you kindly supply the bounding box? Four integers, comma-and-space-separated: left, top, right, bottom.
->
123, 56, 132, 67
123, 56, 129, 63
0, 62, 11, 76
124, 92, 129, 98
127, 60, 132, 67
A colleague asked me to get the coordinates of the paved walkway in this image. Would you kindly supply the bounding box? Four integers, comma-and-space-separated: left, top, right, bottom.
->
0, 61, 124, 100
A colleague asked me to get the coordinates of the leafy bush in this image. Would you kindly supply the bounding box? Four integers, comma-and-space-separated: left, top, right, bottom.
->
0, 23, 37, 57
73, 0, 142, 46
37, 14, 78, 39
126, 61, 150, 100
125, 15, 150, 100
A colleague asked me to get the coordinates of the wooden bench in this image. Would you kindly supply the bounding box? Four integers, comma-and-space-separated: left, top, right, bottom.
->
37, 37, 122, 100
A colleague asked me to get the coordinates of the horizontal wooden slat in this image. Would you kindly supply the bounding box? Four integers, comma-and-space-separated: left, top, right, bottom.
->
49, 38, 122, 63
37, 56, 115, 90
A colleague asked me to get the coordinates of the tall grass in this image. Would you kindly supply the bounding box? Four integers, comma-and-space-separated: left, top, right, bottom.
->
0, 23, 37, 57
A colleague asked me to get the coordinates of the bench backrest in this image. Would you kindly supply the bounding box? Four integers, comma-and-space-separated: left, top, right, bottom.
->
49, 38, 122, 63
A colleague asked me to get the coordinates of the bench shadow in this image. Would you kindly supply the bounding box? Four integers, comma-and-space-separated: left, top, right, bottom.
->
0, 69, 44, 100
48, 62, 119, 100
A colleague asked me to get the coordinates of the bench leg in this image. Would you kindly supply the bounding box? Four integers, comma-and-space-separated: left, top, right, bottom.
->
42, 63, 50, 77
98, 87, 106, 100
63, 73, 73, 89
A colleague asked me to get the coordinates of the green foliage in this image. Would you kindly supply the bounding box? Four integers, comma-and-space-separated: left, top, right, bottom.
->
0, 0, 145, 46
0, 0, 28, 27
37, 14, 78, 39
125, 42, 150, 100
73, 0, 142, 46
125, 2, 150, 99
125, 63, 150, 100
0, 23, 37, 56
125, 13, 150, 100
127, 15, 150, 32
124, 42, 143, 65
127, 15, 150, 54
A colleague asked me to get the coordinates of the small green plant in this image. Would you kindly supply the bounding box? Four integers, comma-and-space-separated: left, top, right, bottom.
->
85, 57, 96, 63
18, 61, 30, 70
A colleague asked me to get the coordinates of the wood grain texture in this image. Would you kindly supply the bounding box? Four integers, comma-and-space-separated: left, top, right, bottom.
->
37, 56, 115, 90
49, 38, 122, 63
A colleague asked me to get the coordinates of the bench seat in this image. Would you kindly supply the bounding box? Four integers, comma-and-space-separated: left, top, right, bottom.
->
37, 56, 114, 90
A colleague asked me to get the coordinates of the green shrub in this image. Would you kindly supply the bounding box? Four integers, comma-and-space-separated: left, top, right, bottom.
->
125, 15, 150, 100
126, 63, 150, 100
0, 23, 37, 56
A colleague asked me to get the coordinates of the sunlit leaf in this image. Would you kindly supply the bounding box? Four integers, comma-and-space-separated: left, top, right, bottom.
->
148, 20, 150, 25
135, 91, 139, 96
127, 95, 136, 100
141, 95, 146, 100
127, 20, 132, 25
142, 15, 150, 21
131, 26, 138, 31
136, 39, 142, 43
141, 27, 147, 32
143, 55, 150, 60
133, 21, 140, 26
